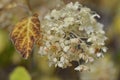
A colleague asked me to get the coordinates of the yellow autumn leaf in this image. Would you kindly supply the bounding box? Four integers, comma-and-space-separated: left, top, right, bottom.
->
10, 13, 40, 59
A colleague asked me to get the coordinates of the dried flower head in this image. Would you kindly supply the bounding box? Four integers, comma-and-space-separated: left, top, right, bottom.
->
81, 55, 118, 80
39, 2, 107, 71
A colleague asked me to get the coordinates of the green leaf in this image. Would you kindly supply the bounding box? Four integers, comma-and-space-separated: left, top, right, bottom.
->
9, 66, 31, 80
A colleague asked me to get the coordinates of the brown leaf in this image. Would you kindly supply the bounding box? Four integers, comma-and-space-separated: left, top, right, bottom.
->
10, 13, 40, 59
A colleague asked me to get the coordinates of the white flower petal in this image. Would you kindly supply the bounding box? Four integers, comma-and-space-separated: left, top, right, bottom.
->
63, 46, 70, 52
74, 65, 90, 71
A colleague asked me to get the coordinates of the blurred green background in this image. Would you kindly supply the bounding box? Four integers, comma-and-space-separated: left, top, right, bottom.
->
0, 0, 120, 80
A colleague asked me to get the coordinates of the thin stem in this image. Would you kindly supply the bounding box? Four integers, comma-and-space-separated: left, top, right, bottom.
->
25, 0, 33, 15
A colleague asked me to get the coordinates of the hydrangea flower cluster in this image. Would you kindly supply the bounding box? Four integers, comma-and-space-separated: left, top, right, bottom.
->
39, 2, 107, 71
